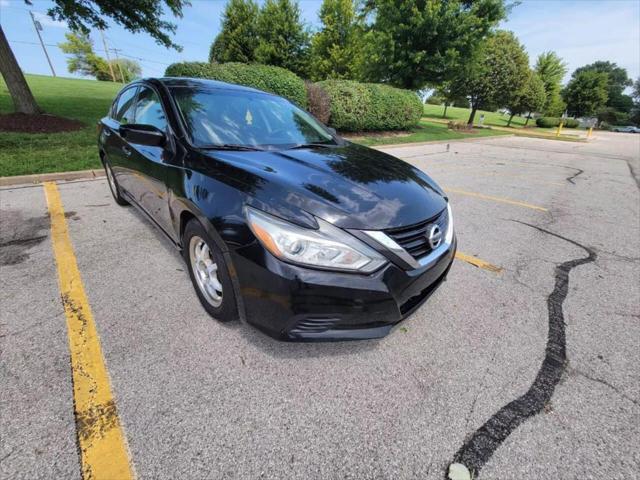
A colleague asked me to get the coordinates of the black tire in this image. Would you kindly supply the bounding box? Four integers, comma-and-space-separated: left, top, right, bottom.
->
103, 158, 129, 206
182, 219, 238, 322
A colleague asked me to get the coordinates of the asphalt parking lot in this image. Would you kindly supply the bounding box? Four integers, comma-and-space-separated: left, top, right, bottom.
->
1, 131, 639, 480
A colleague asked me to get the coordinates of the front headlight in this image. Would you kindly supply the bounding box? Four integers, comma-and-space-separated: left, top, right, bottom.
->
245, 206, 387, 273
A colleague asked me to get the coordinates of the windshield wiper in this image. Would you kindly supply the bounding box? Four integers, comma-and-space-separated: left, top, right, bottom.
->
288, 142, 337, 150
200, 144, 265, 151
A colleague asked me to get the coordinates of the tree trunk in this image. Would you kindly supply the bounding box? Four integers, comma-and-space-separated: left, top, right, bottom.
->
525, 113, 531, 126
0, 25, 41, 114
443, 103, 449, 118
507, 113, 514, 127
467, 106, 477, 127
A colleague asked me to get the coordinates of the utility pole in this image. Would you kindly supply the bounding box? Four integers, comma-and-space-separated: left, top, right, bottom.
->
99, 29, 116, 82
111, 48, 125, 83
28, 11, 55, 77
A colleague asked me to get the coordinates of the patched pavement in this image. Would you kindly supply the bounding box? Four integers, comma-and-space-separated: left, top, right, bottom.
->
1, 132, 638, 479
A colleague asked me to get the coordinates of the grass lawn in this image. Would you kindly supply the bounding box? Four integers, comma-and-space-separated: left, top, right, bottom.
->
423, 103, 532, 128
0, 74, 121, 177
349, 119, 508, 146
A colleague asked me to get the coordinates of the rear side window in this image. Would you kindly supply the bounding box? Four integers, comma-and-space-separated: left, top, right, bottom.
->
114, 87, 138, 124
134, 87, 167, 131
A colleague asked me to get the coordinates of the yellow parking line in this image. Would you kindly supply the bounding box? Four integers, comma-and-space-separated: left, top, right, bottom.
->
445, 187, 548, 212
455, 252, 503, 273
44, 182, 133, 480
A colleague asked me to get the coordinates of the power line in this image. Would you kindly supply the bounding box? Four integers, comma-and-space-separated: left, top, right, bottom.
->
7, 39, 172, 66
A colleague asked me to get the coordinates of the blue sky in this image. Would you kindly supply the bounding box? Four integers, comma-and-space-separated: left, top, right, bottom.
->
1, 0, 639, 86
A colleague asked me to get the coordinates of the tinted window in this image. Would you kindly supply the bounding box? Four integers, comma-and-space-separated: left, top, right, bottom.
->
170, 87, 334, 149
114, 87, 137, 124
134, 87, 167, 131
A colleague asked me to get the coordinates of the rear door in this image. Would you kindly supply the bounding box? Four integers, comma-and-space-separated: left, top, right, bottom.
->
126, 85, 175, 234
101, 85, 138, 195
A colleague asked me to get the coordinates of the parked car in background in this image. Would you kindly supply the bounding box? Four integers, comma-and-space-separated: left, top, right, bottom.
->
612, 126, 640, 133
98, 77, 456, 341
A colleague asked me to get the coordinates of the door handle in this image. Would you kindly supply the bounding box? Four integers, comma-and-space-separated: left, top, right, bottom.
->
103, 129, 112, 137
122, 146, 132, 156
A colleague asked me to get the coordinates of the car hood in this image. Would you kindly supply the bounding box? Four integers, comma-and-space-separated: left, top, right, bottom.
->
198, 143, 447, 230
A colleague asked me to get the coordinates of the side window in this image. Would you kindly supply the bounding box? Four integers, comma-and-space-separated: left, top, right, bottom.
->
114, 87, 138, 124
134, 87, 167, 131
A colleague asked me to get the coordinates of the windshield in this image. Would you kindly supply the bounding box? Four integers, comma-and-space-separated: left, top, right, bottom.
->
170, 86, 335, 149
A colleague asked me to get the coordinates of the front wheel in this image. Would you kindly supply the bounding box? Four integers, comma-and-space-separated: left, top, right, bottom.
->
183, 219, 238, 322
103, 158, 129, 206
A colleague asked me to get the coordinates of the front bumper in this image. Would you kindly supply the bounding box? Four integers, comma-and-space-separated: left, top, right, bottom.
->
230, 235, 456, 341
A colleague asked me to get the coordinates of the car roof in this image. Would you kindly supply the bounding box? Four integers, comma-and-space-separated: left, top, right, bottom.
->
149, 77, 267, 95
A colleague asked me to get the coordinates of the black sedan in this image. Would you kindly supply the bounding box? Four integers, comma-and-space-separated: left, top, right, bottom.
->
98, 77, 456, 341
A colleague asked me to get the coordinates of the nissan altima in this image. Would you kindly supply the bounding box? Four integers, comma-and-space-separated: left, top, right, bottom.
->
98, 77, 456, 341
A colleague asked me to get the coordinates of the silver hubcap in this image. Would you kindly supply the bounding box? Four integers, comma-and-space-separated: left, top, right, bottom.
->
189, 236, 223, 307
106, 163, 118, 196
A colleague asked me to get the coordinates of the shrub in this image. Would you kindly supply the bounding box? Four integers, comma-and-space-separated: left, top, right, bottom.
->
426, 94, 443, 105
165, 61, 307, 107
317, 80, 422, 131
535, 116, 580, 128
563, 118, 579, 128
536, 116, 560, 128
305, 81, 330, 124
165, 61, 212, 78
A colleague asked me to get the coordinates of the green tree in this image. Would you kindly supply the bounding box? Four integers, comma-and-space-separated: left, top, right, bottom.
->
436, 81, 468, 118
59, 31, 108, 79
108, 58, 142, 82
562, 70, 609, 117
209, 0, 260, 63
631, 77, 640, 125
255, 0, 310, 76
450, 31, 530, 126
0, 0, 186, 115
358, 0, 506, 90
59, 32, 140, 82
506, 70, 546, 126
534, 51, 567, 115
308, 0, 362, 81
573, 61, 633, 112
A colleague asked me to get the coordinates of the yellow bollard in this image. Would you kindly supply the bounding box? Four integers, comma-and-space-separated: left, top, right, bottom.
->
556, 121, 564, 137
587, 126, 593, 138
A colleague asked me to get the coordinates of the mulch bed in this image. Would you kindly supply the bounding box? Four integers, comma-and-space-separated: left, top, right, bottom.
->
0, 113, 85, 133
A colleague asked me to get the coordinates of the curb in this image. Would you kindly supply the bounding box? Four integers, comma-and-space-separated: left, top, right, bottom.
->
0, 169, 105, 188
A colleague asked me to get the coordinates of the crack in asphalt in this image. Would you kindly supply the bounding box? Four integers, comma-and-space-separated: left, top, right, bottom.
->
626, 160, 640, 191
448, 223, 596, 478
567, 367, 640, 408
566, 168, 584, 184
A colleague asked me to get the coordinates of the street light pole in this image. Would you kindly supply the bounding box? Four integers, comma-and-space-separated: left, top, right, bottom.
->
28, 11, 56, 77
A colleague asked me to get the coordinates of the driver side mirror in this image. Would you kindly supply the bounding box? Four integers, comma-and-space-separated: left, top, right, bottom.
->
119, 124, 166, 147
327, 127, 337, 136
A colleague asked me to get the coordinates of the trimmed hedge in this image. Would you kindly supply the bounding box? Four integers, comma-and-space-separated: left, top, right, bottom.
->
563, 118, 579, 128
165, 61, 307, 107
535, 116, 579, 129
316, 80, 422, 131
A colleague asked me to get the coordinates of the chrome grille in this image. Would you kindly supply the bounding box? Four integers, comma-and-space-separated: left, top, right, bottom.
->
384, 209, 448, 260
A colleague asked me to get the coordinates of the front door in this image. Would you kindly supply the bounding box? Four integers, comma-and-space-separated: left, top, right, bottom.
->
125, 85, 174, 234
